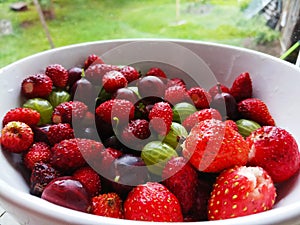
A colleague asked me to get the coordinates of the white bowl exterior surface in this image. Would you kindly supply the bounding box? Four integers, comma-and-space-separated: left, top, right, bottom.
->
0, 39, 300, 225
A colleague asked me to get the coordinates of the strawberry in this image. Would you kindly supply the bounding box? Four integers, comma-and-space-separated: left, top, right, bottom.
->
182, 119, 249, 173
208, 166, 276, 220
187, 87, 212, 109
1, 121, 34, 153
52, 101, 88, 124
225, 119, 238, 132
247, 126, 300, 183
73, 166, 101, 197
182, 108, 222, 132
237, 98, 275, 126
162, 156, 198, 215
119, 65, 140, 83
29, 162, 60, 196
102, 70, 128, 93
146, 67, 167, 79
50, 138, 87, 172
91, 193, 124, 218
23, 142, 51, 170
47, 123, 74, 146
45, 64, 69, 88
85, 63, 120, 85
21, 74, 53, 98
124, 182, 183, 222
166, 77, 186, 89
230, 72, 252, 102
2, 107, 40, 127
95, 99, 135, 125
121, 119, 151, 150
84, 54, 104, 70
164, 85, 190, 105
208, 83, 230, 98
148, 101, 173, 135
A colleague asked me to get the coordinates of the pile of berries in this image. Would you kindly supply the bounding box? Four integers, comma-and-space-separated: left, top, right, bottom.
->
1, 53, 300, 222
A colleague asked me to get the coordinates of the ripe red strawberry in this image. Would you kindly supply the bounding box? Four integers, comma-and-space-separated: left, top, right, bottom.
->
182, 119, 249, 173
21, 74, 53, 98
84, 54, 104, 70
247, 126, 300, 183
45, 64, 69, 88
208, 83, 230, 98
182, 108, 222, 132
73, 166, 101, 197
164, 85, 189, 105
166, 77, 186, 89
225, 119, 238, 132
162, 157, 198, 215
52, 101, 88, 124
119, 65, 140, 83
148, 101, 173, 136
23, 142, 51, 170
102, 70, 128, 93
187, 87, 212, 109
51, 138, 86, 172
91, 193, 124, 218
237, 98, 275, 126
47, 123, 74, 145
1, 121, 34, 153
230, 72, 253, 102
29, 162, 60, 196
146, 67, 167, 79
124, 182, 183, 222
121, 119, 151, 150
208, 166, 276, 220
95, 99, 135, 125
85, 63, 120, 85
2, 107, 40, 127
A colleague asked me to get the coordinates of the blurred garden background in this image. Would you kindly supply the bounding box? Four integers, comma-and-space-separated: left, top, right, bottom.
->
0, 0, 288, 68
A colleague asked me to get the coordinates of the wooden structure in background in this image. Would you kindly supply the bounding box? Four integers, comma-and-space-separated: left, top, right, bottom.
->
279, 0, 300, 60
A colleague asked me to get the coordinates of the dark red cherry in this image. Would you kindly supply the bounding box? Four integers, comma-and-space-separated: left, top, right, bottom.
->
41, 176, 90, 212
210, 83, 239, 120
137, 75, 165, 98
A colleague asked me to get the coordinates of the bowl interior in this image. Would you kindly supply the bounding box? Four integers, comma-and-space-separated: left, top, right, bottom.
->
0, 39, 300, 225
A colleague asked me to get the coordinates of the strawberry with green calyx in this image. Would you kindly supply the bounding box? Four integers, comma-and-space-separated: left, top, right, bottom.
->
124, 182, 183, 222
182, 119, 249, 173
208, 166, 276, 220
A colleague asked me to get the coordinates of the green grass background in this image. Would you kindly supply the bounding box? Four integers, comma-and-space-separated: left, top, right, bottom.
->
0, 0, 279, 68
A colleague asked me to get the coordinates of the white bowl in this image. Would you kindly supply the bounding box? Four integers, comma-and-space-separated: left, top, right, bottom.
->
0, 39, 300, 225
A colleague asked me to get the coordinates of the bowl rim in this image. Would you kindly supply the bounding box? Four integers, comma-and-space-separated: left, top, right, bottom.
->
1, 38, 300, 225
